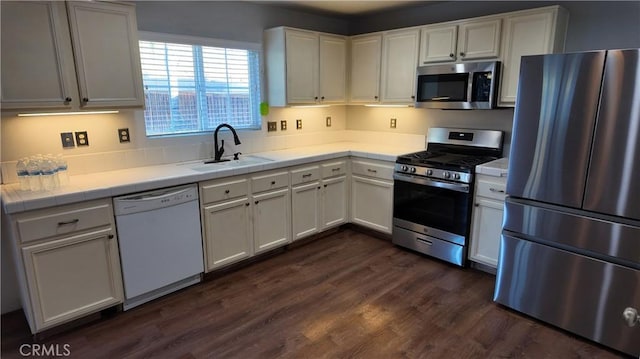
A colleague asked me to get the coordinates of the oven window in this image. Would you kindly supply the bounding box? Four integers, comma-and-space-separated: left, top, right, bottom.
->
393, 179, 471, 237
416, 73, 468, 102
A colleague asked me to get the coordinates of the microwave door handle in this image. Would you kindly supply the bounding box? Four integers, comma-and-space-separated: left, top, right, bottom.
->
431, 96, 450, 101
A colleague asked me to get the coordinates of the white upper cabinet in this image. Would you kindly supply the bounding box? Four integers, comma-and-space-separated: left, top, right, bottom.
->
419, 18, 501, 64
65, 1, 144, 108
349, 34, 382, 103
1, 2, 75, 110
499, 6, 568, 106
265, 27, 346, 106
0, 1, 144, 111
380, 29, 420, 103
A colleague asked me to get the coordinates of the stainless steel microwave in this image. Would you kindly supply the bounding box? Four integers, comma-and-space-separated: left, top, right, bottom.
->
415, 61, 500, 109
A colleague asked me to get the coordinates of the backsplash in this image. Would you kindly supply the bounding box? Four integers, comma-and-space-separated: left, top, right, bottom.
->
1, 106, 429, 184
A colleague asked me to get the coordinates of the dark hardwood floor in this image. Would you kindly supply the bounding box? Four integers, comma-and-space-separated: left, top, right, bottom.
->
1, 229, 624, 358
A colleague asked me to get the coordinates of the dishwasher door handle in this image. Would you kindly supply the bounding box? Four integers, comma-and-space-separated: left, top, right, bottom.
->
117, 186, 194, 202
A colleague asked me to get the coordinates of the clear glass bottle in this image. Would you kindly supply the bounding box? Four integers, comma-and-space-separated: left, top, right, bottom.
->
26, 158, 42, 191
56, 154, 69, 186
16, 158, 30, 191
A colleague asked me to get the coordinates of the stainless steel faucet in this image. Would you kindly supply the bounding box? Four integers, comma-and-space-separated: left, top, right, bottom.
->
213, 123, 241, 162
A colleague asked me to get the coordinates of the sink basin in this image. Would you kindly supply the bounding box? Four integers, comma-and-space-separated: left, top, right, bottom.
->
189, 155, 273, 172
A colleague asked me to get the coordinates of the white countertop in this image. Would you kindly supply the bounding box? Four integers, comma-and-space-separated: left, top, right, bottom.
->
1, 142, 422, 214
476, 157, 509, 177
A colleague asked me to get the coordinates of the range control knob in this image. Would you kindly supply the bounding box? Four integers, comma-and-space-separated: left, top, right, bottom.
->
401, 165, 408, 172
410, 167, 416, 173
444, 172, 451, 179
426, 169, 433, 176
454, 173, 461, 180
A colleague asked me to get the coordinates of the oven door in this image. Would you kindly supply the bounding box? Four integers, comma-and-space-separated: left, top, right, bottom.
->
393, 172, 472, 245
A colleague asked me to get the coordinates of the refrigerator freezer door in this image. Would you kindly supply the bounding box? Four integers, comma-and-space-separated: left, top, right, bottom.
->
584, 49, 640, 221
494, 235, 640, 357
503, 200, 640, 266
506, 51, 606, 208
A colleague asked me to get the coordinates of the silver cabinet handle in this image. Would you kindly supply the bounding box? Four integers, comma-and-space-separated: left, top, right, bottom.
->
489, 188, 505, 193
431, 96, 450, 101
623, 307, 639, 327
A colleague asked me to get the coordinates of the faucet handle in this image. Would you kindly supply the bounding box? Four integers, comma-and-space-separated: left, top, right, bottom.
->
233, 152, 242, 160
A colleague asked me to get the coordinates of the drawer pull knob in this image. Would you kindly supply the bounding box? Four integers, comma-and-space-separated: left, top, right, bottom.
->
489, 188, 505, 193
367, 169, 377, 173
271, 181, 276, 185
225, 189, 230, 194
57, 219, 79, 226
255, 201, 259, 205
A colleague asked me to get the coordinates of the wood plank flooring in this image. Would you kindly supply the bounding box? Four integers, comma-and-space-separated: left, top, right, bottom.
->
1, 229, 624, 358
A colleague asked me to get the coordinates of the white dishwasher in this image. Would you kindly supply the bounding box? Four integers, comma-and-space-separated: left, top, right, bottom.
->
113, 184, 204, 310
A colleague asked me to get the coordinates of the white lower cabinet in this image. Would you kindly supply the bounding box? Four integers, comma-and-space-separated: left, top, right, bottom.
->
5, 199, 123, 333
469, 175, 507, 268
292, 181, 321, 240
252, 187, 291, 254
321, 175, 348, 228
200, 171, 292, 271
350, 159, 395, 234
202, 196, 253, 271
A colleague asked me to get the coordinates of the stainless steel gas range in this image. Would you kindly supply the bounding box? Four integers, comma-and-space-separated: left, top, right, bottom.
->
392, 128, 504, 266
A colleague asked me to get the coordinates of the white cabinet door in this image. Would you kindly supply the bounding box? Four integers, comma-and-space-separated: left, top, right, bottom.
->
351, 175, 393, 234
285, 29, 319, 104
381, 29, 420, 103
499, 8, 563, 106
21, 228, 123, 331
66, 1, 144, 108
321, 175, 348, 229
252, 188, 291, 254
319, 34, 347, 103
458, 19, 502, 61
349, 34, 382, 103
469, 197, 504, 268
1, 1, 76, 110
419, 24, 458, 64
291, 182, 321, 241
202, 197, 253, 271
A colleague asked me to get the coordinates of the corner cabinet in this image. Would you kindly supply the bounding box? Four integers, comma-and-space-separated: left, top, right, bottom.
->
3, 199, 123, 334
419, 18, 501, 64
350, 159, 395, 234
0, 1, 144, 111
380, 29, 420, 104
469, 174, 507, 269
264, 27, 346, 106
498, 6, 568, 106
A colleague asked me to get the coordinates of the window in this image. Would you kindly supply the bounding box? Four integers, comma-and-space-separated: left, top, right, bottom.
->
138, 33, 261, 136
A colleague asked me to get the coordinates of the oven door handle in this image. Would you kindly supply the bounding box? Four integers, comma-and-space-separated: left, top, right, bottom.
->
393, 173, 470, 193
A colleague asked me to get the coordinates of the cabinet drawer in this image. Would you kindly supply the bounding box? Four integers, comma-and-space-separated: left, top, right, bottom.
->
321, 160, 347, 178
200, 178, 248, 204
351, 160, 394, 180
476, 179, 507, 201
251, 171, 289, 193
291, 166, 320, 185
16, 201, 113, 244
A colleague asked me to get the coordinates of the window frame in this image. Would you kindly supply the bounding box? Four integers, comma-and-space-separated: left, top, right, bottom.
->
137, 31, 264, 137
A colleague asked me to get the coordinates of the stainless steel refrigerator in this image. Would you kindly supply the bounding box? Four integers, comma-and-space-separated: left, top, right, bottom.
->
494, 49, 640, 356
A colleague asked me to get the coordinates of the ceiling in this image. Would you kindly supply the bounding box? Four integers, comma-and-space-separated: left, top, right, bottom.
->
260, 1, 430, 16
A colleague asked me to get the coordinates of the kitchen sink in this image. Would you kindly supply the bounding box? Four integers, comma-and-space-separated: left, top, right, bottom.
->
189, 155, 274, 172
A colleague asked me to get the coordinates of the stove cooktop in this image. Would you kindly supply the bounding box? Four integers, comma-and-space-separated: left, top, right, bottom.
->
396, 150, 498, 171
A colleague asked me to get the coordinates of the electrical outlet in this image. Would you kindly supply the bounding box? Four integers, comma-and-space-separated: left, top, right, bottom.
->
60, 132, 75, 148
280, 120, 287, 131
75, 131, 89, 146
267, 121, 277, 132
296, 119, 302, 130
326, 116, 332, 127
390, 118, 397, 129
118, 128, 130, 143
